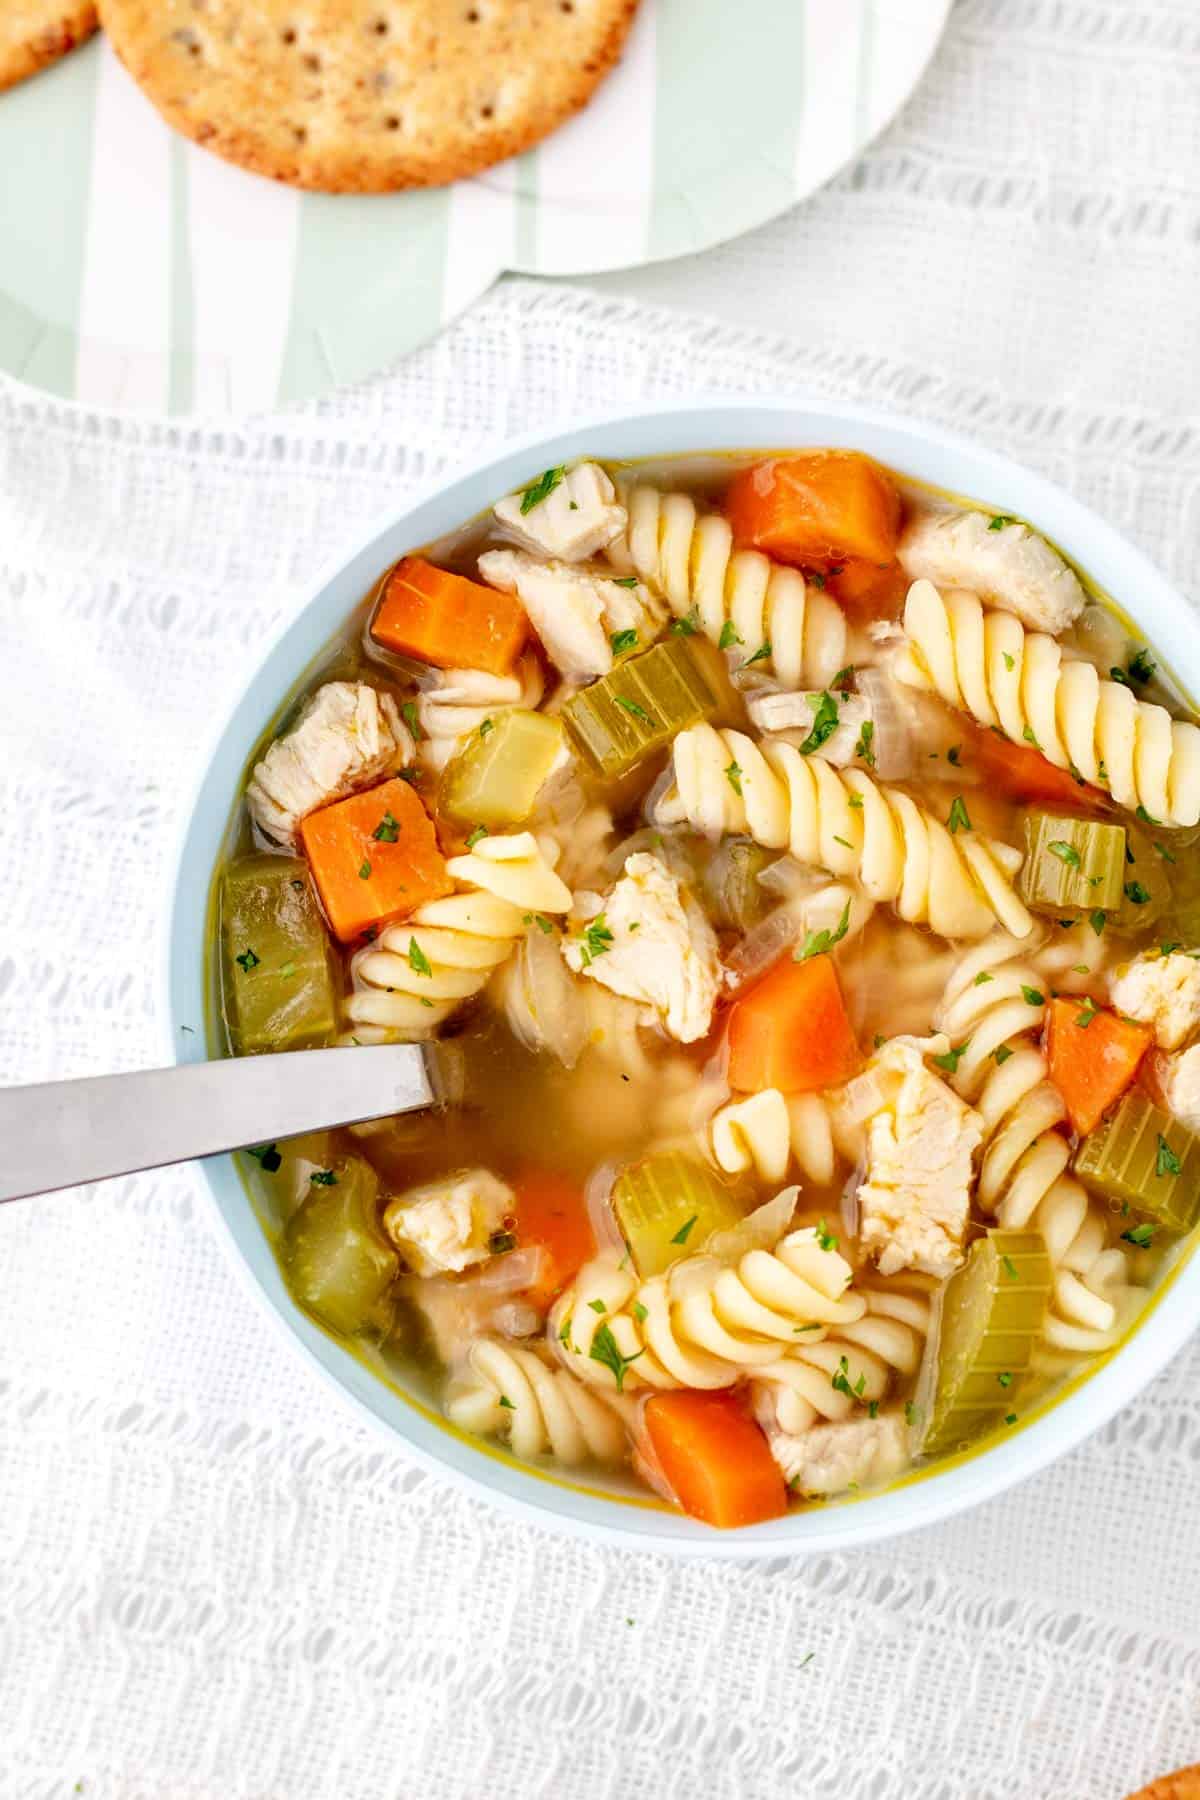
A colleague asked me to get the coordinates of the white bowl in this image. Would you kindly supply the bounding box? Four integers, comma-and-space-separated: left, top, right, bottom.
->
164, 397, 1200, 1556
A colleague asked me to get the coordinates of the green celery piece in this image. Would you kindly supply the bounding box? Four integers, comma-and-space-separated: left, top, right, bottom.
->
702, 840, 776, 932
562, 637, 719, 777
440, 709, 566, 828
1073, 1091, 1200, 1233
282, 1156, 398, 1336
1017, 812, 1126, 919
923, 1231, 1051, 1456
612, 1150, 748, 1278
221, 855, 336, 1055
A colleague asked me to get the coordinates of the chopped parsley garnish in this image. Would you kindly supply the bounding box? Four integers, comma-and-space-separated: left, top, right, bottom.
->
671, 1215, 698, 1246
1048, 840, 1081, 869
718, 620, 743, 651
1001, 1254, 1019, 1281
997, 1371, 1013, 1389
811, 572, 827, 590
488, 1230, 517, 1254
947, 795, 971, 835
933, 1041, 970, 1074
905, 1401, 920, 1427
1021, 985, 1044, 1007
478, 717, 494, 738
831, 1356, 855, 1398
848, 792, 864, 809
1002, 652, 1015, 671
1109, 665, 1131, 688
797, 690, 840, 756
1154, 840, 1176, 863
833, 834, 853, 849
867, 1401, 880, 1420
358, 859, 372, 880
670, 608, 700, 637
1122, 1222, 1157, 1249
407, 937, 432, 977
498, 1395, 515, 1410
1156, 1135, 1181, 1178
465, 824, 489, 849
1124, 881, 1151, 905
612, 575, 639, 588
578, 915, 615, 966
373, 809, 400, 843
854, 719, 876, 768
588, 1298, 607, 1314
247, 1144, 282, 1172
588, 1321, 643, 1393
988, 515, 1012, 531
1128, 648, 1156, 684
1089, 909, 1107, 935
525, 912, 555, 935
519, 465, 565, 514
1135, 804, 1159, 826
725, 759, 743, 797
401, 699, 423, 740
1022, 725, 1040, 748
1005, 1413, 1018, 1426
310, 1169, 338, 1187
1075, 997, 1098, 1028
815, 1219, 838, 1252
831, 665, 855, 691
1161, 941, 1182, 956
632, 1301, 648, 1324
993, 1044, 1014, 1065
614, 695, 652, 723
610, 628, 639, 655
557, 1312, 574, 1349
795, 898, 852, 962
235, 947, 260, 972
744, 640, 772, 666
973, 971, 994, 986
279, 962, 296, 978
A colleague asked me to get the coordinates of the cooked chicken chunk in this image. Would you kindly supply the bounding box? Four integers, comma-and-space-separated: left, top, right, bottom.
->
745, 687, 872, 767
897, 507, 1086, 634
1109, 951, 1200, 1051
1159, 1043, 1200, 1132
246, 681, 413, 847
478, 547, 662, 681
561, 852, 720, 1043
493, 462, 627, 563
382, 1169, 513, 1278
758, 1407, 911, 1497
857, 1036, 983, 1279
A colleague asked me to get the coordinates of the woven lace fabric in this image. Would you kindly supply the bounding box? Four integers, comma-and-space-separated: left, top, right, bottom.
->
3, 2, 1200, 1795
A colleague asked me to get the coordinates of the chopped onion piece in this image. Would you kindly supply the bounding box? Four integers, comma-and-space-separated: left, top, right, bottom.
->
489, 1301, 544, 1338
725, 903, 805, 986
853, 666, 916, 780
503, 925, 588, 1067
468, 1246, 547, 1294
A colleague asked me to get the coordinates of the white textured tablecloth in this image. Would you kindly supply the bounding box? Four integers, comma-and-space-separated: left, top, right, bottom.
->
4, 3, 1200, 1796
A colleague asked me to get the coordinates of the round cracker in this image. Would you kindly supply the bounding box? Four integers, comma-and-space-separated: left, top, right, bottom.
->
0, 0, 98, 93
1127, 1767, 1200, 1800
97, 0, 640, 193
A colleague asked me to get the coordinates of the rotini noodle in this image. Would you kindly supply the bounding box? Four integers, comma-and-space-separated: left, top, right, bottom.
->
415, 656, 545, 774
896, 579, 1200, 826
552, 1230, 868, 1394
657, 723, 1033, 941
709, 1087, 862, 1187
937, 934, 1143, 1355
345, 833, 571, 1038
445, 1338, 630, 1465
751, 1284, 931, 1435
604, 481, 848, 689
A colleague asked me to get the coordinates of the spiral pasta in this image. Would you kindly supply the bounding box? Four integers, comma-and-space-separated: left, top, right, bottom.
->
658, 724, 1033, 941
896, 579, 1200, 826
751, 1283, 931, 1435
709, 1087, 862, 1187
345, 833, 572, 1038
445, 1338, 630, 1466
415, 655, 545, 774
552, 1229, 869, 1394
604, 481, 848, 690
936, 934, 1143, 1355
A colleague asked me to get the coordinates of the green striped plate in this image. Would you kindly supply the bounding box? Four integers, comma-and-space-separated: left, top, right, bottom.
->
0, 0, 950, 414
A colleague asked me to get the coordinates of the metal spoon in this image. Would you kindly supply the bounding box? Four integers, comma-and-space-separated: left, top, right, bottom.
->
0, 1044, 438, 1204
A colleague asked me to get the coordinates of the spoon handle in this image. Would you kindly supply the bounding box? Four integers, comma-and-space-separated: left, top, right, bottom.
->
0, 1044, 436, 1203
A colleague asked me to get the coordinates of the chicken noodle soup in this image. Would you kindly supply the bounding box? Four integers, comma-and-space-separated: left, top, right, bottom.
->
212, 450, 1200, 1529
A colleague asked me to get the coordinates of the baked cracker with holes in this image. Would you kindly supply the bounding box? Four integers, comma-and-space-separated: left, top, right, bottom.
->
1, 0, 97, 92
96, 0, 640, 192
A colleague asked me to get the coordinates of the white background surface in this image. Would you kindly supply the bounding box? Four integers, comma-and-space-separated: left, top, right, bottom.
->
3, 1, 1200, 1796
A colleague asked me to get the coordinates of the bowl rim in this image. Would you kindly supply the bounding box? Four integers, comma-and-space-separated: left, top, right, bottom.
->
162, 393, 1200, 1556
